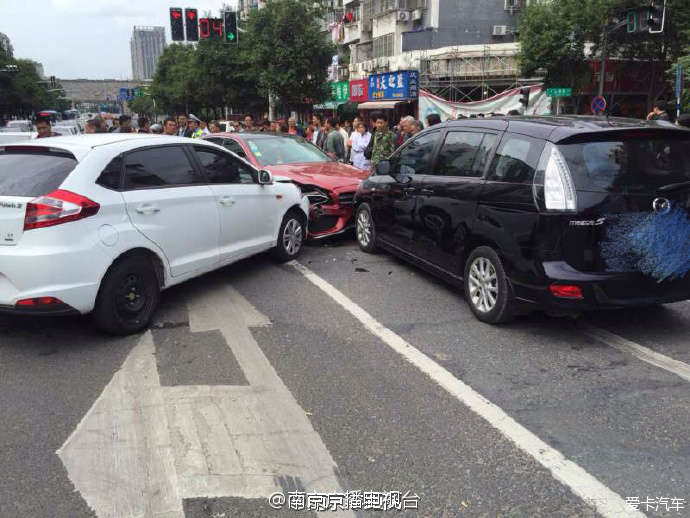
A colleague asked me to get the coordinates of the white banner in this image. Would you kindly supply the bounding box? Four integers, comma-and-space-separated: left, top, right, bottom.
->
419, 85, 551, 122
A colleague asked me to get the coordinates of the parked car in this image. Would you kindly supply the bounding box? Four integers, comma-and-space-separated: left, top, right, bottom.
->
4, 120, 33, 132
0, 134, 309, 335
355, 116, 690, 323
0, 132, 35, 144
204, 132, 369, 239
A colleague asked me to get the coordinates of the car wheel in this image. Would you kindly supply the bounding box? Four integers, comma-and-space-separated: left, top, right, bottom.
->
464, 246, 514, 324
356, 203, 378, 253
93, 255, 160, 335
271, 210, 305, 262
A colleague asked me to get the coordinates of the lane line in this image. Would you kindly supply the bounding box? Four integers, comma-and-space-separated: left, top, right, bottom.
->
578, 324, 690, 383
289, 261, 643, 518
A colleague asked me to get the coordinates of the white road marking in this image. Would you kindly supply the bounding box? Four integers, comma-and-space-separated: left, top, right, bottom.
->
58, 282, 356, 518
578, 323, 690, 383
289, 261, 643, 518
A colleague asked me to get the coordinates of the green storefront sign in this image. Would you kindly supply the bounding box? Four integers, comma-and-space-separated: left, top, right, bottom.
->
332, 81, 349, 103
546, 87, 572, 98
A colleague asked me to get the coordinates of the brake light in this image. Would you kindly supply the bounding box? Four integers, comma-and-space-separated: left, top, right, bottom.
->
17, 297, 63, 307
549, 284, 584, 300
539, 144, 577, 212
24, 190, 99, 231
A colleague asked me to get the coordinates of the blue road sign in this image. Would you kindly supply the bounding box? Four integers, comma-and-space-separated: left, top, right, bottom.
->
591, 96, 607, 114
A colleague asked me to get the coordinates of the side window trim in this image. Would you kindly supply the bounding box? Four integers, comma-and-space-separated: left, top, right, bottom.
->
392, 129, 442, 176
121, 144, 203, 191
96, 153, 125, 191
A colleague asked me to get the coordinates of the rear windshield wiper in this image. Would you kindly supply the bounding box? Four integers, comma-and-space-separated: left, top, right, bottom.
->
657, 180, 690, 193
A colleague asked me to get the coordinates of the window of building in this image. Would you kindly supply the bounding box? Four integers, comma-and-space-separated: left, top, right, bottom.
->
373, 33, 394, 58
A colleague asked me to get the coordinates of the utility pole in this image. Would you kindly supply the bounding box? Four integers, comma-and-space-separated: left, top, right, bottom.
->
598, 27, 607, 99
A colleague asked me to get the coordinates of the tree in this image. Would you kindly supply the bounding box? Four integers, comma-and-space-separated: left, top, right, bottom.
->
150, 44, 198, 115
245, 0, 335, 114
127, 95, 156, 118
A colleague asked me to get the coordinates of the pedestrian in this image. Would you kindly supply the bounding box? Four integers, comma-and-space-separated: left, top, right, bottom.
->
395, 116, 414, 148
676, 113, 690, 129
287, 117, 304, 137
311, 114, 326, 149
647, 101, 671, 122
209, 120, 222, 134
323, 117, 346, 161
344, 120, 353, 135
137, 117, 150, 134
306, 122, 314, 141
269, 120, 277, 132
177, 114, 190, 137
108, 118, 120, 133
163, 117, 177, 136
336, 119, 350, 159
278, 122, 288, 133
407, 120, 423, 137
84, 119, 101, 134
243, 115, 255, 132
200, 120, 211, 136
507, 109, 521, 116
350, 122, 371, 171
35, 117, 59, 138
118, 115, 134, 133
187, 114, 204, 138
425, 113, 442, 127
150, 123, 163, 134
370, 112, 395, 169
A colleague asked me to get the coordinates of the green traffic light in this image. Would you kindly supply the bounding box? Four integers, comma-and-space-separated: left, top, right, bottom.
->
228, 33, 235, 40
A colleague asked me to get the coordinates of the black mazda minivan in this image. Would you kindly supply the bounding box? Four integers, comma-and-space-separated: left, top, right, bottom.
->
354, 116, 690, 324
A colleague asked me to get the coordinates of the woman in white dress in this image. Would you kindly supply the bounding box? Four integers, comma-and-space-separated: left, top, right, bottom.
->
349, 122, 372, 171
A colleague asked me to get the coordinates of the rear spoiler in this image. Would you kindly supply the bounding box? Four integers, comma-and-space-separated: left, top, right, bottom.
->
554, 127, 689, 145
0, 146, 76, 159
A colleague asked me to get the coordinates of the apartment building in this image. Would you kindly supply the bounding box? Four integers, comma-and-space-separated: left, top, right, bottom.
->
130, 26, 166, 81
0, 31, 13, 58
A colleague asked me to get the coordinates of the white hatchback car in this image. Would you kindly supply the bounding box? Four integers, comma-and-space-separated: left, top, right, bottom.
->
0, 134, 309, 334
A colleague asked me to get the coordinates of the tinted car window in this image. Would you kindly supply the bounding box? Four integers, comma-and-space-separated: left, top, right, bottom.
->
488, 134, 543, 184
195, 148, 254, 184
0, 151, 77, 196
221, 139, 246, 156
558, 134, 690, 193
395, 131, 439, 176
123, 146, 198, 189
435, 132, 496, 177
96, 156, 123, 190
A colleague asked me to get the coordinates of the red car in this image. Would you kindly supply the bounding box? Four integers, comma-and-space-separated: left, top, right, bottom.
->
204, 132, 370, 239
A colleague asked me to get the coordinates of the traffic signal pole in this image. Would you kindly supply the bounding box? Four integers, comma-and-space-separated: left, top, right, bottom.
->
597, 19, 627, 112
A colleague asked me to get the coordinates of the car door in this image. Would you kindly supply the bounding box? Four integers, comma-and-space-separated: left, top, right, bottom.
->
192, 145, 277, 261
416, 130, 500, 274
375, 130, 442, 250
121, 145, 220, 278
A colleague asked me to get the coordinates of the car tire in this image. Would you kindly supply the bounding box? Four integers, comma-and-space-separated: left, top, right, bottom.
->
271, 210, 305, 262
464, 246, 514, 324
93, 255, 160, 336
356, 203, 378, 253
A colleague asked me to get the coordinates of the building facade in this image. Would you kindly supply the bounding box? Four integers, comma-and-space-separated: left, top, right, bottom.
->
0, 31, 13, 58
130, 26, 166, 81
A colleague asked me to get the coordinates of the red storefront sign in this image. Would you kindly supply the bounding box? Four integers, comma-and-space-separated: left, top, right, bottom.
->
349, 80, 369, 102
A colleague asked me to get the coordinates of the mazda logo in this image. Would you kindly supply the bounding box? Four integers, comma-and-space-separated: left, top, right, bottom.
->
653, 197, 671, 213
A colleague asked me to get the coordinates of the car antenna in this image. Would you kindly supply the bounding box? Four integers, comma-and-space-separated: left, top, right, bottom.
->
605, 103, 621, 126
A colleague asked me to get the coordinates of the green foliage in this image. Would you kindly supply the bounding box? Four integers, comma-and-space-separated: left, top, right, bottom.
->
127, 95, 156, 117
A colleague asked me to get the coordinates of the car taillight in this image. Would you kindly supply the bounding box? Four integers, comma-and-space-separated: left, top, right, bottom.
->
549, 284, 584, 300
16, 297, 64, 307
535, 143, 577, 212
24, 190, 99, 231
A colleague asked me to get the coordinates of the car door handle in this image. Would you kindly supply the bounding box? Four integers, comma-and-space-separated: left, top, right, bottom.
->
404, 187, 416, 195
219, 196, 236, 207
421, 189, 435, 196
135, 204, 160, 215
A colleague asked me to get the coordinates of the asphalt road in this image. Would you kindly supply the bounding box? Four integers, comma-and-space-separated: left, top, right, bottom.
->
1, 235, 689, 518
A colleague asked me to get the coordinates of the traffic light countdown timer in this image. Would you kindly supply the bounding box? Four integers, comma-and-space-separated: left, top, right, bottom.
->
169, 7, 238, 44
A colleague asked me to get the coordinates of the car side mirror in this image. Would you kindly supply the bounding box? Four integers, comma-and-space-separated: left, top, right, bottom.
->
375, 160, 391, 176
257, 169, 273, 185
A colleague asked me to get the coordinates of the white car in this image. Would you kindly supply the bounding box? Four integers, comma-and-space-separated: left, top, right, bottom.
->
0, 134, 309, 335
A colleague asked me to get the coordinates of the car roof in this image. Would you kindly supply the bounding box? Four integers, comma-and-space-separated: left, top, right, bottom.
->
437, 115, 684, 142
1, 134, 217, 161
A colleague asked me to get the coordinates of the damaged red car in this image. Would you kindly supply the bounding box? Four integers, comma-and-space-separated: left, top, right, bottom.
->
204, 133, 370, 239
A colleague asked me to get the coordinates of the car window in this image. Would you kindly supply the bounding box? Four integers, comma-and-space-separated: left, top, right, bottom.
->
123, 146, 199, 189
194, 147, 254, 184
488, 134, 543, 184
245, 136, 331, 166
96, 155, 123, 190
0, 150, 77, 196
434, 132, 496, 177
221, 139, 246, 156
395, 131, 440, 176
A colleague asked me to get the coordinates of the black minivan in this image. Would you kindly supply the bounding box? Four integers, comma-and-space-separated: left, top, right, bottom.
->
354, 116, 690, 324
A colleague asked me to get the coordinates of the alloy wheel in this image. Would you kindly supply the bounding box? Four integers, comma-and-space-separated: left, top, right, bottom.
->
357, 209, 372, 247
469, 257, 498, 313
283, 219, 303, 256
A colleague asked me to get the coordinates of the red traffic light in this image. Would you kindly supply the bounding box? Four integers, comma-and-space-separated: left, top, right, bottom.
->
187, 10, 196, 19
172, 10, 181, 19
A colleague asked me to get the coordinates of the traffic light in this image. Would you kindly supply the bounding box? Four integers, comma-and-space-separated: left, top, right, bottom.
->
648, 0, 666, 34
224, 11, 238, 44
170, 8, 184, 41
185, 8, 198, 41
519, 87, 530, 109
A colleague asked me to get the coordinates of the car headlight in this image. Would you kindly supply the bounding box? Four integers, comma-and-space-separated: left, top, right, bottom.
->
298, 184, 331, 206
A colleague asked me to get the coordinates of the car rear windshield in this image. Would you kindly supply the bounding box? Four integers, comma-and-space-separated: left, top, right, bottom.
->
558, 133, 690, 193
0, 150, 77, 197
244, 137, 331, 166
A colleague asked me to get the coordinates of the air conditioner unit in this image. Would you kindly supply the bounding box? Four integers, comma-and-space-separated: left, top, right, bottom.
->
378, 57, 389, 67
412, 9, 423, 20
349, 63, 358, 73
395, 0, 408, 10
364, 61, 373, 72
492, 25, 508, 36
397, 11, 411, 21
504, 0, 519, 10
418, 0, 428, 9
361, 20, 372, 32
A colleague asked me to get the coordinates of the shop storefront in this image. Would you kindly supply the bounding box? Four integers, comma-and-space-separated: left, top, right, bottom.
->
357, 70, 420, 126
313, 81, 349, 118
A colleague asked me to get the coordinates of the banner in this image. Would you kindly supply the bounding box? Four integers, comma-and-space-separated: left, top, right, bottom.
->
419, 85, 551, 121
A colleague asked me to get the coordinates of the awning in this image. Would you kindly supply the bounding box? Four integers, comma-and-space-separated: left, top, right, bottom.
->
313, 102, 345, 110
357, 100, 414, 110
